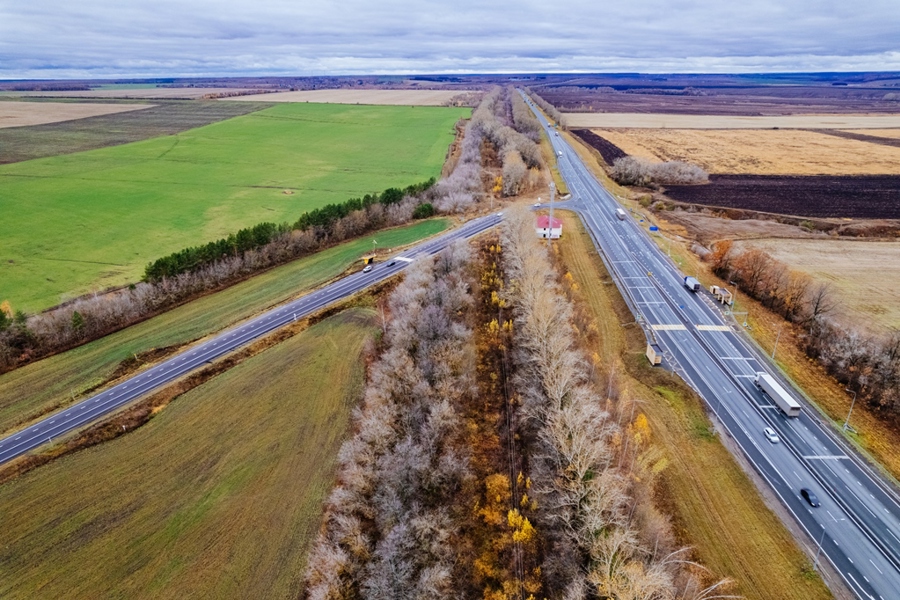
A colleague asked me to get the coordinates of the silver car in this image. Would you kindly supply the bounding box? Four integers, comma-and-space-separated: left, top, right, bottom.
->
764, 427, 780, 443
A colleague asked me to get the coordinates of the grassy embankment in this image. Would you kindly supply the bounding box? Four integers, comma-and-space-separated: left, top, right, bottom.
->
0, 102, 467, 311
555, 211, 832, 600
0, 308, 375, 599
0, 218, 447, 435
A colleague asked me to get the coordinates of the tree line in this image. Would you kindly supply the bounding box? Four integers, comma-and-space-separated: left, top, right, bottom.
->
523, 88, 563, 125
144, 181, 434, 281
611, 156, 709, 187
500, 207, 730, 599
711, 240, 900, 420
304, 242, 478, 599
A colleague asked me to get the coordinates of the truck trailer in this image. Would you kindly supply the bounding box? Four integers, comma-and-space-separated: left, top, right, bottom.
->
683, 276, 701, 292
754, 372, 801, 417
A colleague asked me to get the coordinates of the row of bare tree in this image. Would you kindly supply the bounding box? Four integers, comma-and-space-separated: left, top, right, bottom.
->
712, 241, 900, 418
523, 88, 563, 125
304, 242, 479, 600
612, 156, 709, 186
501, 207, 727, 599
472, 87, 543, 197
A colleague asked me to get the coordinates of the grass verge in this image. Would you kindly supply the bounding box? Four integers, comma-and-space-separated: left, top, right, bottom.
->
0, 218, 446, 435
555, 211, 833, 600
0, 308, 375, 599
0, 102, 467, 311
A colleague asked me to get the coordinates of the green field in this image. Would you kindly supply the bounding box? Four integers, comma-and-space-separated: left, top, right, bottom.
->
0, 308, 374, 599
0, 102, 467, 311
0, 218, 447, 435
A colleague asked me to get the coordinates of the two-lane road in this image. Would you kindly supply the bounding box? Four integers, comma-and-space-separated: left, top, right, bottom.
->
523, 90, 900, 599
0, 213, 502, 466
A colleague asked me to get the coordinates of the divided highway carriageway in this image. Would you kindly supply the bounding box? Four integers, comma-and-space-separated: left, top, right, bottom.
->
522, 89, 900, 600
0, 213, 501, 467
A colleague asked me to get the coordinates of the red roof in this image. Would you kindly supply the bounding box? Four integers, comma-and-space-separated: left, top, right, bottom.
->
536, 215, 563, 228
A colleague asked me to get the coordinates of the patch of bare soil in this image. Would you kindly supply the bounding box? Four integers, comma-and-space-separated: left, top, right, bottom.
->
0, 101, 153, 128
664, 175, 900, 219
661, 211, 820, 245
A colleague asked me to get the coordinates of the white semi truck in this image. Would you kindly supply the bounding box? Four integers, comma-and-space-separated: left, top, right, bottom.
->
754, 372, 801, 417
615, 208, 627, 220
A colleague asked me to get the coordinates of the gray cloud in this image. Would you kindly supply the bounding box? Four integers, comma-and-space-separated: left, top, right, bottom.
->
1, 0, 898, 78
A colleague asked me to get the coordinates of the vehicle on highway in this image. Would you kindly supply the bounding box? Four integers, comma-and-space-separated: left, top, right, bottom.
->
533, 202, 541, 207
683, 276, 701, 292
557, 150, 563, 157
615, 208, 627, 220
754, 372, 801, 417
764, 427, 780, 443
388, 261, 395, 267
800, 488, 820, 507
362, 265, 372, 273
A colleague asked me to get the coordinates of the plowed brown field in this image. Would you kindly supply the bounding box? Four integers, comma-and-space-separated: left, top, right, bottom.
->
0, 101, 153, 128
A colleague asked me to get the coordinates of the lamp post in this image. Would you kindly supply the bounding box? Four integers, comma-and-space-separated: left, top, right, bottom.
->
772, 323, 783, 360
843, 388, 858, 432
547, 181, 556, 248
813, 524, 826, 571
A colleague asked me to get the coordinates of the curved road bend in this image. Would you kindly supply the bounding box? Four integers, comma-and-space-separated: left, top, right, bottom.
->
523, 90, 900, 600
0, 213, 502, 467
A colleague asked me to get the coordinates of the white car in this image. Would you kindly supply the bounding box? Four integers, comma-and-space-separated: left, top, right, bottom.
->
362, 265, 373, 273
764, 427, 780, 443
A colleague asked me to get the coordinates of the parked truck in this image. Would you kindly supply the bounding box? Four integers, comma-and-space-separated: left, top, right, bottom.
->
683, 276, 701, 292
754, 372, 801, 417
615, 208, 627, 220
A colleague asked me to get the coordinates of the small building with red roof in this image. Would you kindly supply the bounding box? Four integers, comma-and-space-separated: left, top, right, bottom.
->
535, 214, 562, 239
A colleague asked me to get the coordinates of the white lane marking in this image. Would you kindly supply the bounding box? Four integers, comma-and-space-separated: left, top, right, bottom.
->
870, 559, 883, 575
803, 455, 849, 460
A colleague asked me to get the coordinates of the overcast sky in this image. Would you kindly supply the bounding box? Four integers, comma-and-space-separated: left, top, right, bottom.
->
1, 0, 899, 78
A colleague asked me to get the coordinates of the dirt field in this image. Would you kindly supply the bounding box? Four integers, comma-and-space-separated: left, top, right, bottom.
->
564, 113, 900, 129
664, 175, 900, 219
230, 88, 469, 105
589, 128, 900, 175
0, 101, 153, 128
732, 238, 900, 330
5, 88, 259, 99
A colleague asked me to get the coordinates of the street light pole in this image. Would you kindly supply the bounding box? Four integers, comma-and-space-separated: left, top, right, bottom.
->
813, 524, 826, 571
547, 181, 556, 248
772, 324, 783, 359
843, 388, 858, 432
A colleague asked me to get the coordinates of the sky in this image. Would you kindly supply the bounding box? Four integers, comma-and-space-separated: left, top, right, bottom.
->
1, 0, 899, 78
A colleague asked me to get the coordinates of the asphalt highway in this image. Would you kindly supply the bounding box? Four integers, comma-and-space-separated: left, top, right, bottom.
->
523, 91, 900, 599
0, 213, 502, 467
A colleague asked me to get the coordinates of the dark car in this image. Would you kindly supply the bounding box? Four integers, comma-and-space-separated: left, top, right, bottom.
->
801, 488, 820, 507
